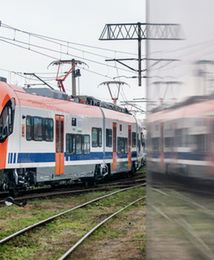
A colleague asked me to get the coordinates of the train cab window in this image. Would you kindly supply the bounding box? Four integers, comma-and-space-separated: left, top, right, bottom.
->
92, 127, 102, 147
72, 118, 77, 126
106, 128, 112, 147
117, 137, 128, 154
0, 98, 15, 142
132, 132, 136, 147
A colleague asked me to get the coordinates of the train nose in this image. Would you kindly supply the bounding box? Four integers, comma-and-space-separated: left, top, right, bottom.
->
0, 83, 16, 170
0, 98, 15, 142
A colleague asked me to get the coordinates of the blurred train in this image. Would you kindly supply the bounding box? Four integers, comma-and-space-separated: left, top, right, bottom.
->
0, 81, 145, 192
147, 95, 214, 180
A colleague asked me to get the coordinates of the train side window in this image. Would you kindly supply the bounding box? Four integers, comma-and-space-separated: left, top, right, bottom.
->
117, 137, 128, 154
98, 128, 102, 147
66, 134, 75, 154
43, 118, 54, 141
175, 128, 188, 147
66, 134, 90, 154
26, 116, 33, 141
82, 135, 90, 154
106, 128, 112, 147
152, 138, 159, 151
194, 134, 207, 153
26, 116, 54, 142
76, 134, 82, 154
92, 127, 102, 147
132, 132, 136, 147
119, 124, 122, 131
33, 117, 43, 141
164, 137, 173, 148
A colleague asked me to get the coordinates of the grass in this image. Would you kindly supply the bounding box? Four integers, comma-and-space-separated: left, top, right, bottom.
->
0, 184, 145, 259
0, 191, 108, 239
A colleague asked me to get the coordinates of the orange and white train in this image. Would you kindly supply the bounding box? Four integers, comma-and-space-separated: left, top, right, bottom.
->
0, 81, 144, 192
147, 95, 214, 180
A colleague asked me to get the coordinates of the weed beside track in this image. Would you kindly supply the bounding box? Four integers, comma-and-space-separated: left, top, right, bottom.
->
0, 185, 145, 260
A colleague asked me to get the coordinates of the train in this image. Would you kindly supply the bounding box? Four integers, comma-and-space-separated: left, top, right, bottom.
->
147, 95, 214, 181
0, 80, 145, 192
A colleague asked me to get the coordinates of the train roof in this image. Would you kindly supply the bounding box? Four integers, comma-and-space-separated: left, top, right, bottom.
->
148, 96, 214, 122
24, 87, 130, 115
1, 83, 135, 122
150, 94, 214, 113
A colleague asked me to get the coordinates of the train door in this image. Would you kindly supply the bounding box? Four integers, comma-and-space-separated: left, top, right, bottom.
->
55, 115, 64, 175
128, 125, 132, 170
112, 122, 117, 171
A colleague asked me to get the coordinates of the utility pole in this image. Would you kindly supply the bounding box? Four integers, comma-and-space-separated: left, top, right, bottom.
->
138, 23, 142, 86
99, 22, 182, 86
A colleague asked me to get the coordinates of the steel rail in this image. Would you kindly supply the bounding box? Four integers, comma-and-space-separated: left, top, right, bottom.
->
0, 184, 145, 244
0, 171, 145, 199
151, 187, 214, 218
150, 204, 214, 260
59, 196, 145, 260
150, 187, 214, 259
0, 177, 146, 204
0, 178, 145, 206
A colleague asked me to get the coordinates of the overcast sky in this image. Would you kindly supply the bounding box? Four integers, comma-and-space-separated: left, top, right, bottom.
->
0, 0, 146, 118
148, 0, 214, 107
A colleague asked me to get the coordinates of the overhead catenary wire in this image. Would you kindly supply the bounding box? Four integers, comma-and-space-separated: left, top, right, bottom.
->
0, 22, 145, 100
0, 39, 118, 82
0, 35, 135, 74
0, 22, 138, 56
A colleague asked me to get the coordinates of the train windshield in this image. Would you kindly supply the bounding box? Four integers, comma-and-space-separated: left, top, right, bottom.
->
0, 98, 15, 142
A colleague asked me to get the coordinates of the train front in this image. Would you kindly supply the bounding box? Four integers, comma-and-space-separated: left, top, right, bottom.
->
0, 81, 16, 189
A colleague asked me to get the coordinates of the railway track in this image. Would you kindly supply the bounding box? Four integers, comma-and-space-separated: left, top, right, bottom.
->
152, 187, 214, 217
0, 174, 145, 205
149, 173, 214, 197
59, 196, 145, 260
0, 183, 145, 245
0, 170, 145, 199
149, 186, 214, 260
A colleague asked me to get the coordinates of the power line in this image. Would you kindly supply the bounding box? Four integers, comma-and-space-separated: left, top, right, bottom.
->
0, 35, 134, 74
0, 37, 57, 59
0, 58, 114, 85
1, 22, 137, 56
